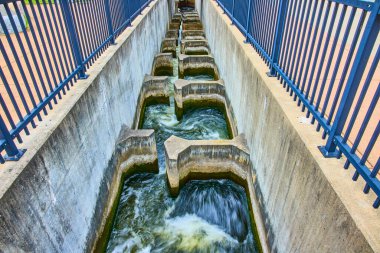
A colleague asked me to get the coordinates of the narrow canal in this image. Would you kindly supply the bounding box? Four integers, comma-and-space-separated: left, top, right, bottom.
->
105, 10, 260, 253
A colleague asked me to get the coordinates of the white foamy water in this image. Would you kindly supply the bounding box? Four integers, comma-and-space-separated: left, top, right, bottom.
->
155, 214, 238, 251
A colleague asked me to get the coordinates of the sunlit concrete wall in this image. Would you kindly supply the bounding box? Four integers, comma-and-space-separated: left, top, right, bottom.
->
195, 0, 380, 252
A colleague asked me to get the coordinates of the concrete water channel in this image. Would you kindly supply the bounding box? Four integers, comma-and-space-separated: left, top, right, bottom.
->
1, 1, 378, 252
99, 10, 263, 253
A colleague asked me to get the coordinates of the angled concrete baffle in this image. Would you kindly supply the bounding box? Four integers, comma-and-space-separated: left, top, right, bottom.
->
178, 54, 219, 79
182, 22, 203, 31
164, 134, 251, 196
161, 38, 177, 57
174, 79, 237, 136
133, 75, 170, 129
169, 21, 181, 30
152, 53, 174, 76
165, 29, 179, 44
182, 11, 199, 18
116, 127, 158, 174
182, 15, 201, 23
181, 39, 210, 55
182, 30, 205, 40
171, 13, 182, 23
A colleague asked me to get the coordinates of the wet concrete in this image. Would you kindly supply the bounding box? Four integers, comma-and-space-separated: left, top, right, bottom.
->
178, 54, 219, 79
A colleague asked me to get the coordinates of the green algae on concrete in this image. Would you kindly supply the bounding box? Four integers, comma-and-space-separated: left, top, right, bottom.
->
182, 30, 206, 40
181, 39, 210, 55
178, 54, 219, 80
161, 38, 178, 57
152, 53, 174, 76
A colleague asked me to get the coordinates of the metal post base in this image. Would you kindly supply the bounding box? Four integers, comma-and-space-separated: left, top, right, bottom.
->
318, 146, 341, 158
4, 148, 26, 162
373, 198, 379, 209
266, 71, 276, 77
79, 74, 89, 80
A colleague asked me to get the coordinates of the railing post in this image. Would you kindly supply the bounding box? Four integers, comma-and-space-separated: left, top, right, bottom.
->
60, 0, 88, 79
104, 0, 116, 45
267, 0, 288, 77
139, 0, 145, 14
244, 0, 253, 43
0, 116, 25, 162
319, 3, 380, 158
231, 0, 235, 25
125, 0, 132, 26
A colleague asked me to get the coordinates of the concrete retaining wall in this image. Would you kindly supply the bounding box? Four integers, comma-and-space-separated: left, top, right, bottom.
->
196, 0, 380, 252
0, 1, 171, 252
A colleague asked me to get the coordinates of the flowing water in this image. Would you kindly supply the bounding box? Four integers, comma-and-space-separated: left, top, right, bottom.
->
184, 74, 215, 81
105, 15, 260, 253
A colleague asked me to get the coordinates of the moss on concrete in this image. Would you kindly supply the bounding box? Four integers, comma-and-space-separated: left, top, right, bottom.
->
180, 67, 218, 80
153, 67, 174, 76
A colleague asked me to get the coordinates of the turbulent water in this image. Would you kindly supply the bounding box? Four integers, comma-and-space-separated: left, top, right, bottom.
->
106, 16, 259, 253
184, 74, 215, 81
106, 84, 259, 253
143, 105, 229, 172
106, 174, 257, 253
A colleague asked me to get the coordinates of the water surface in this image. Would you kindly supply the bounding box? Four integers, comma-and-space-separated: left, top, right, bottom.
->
106, 18, 259, 253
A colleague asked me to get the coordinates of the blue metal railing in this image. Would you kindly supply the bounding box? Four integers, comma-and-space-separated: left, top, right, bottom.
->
0, 0, 152, 162
216, 0, 380, 208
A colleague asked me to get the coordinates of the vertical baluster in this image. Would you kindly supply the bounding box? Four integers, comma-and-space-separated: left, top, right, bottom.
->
105, 0, 116, 44
231, 0, 235, 25
244, 0, 252, 42
267, 0, 288, 76
319, 2, 380, 157
0, 115, 25, 162
60, 0, 88, 79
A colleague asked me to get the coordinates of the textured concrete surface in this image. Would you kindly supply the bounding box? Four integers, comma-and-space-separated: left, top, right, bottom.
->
151, 53, 174, 76
182, 11, 199, 17
182, 22, 203, 31
178, 54, 219, 79
169, 21, 181, 30
165, 29, 179, 45
196, 0, 380, 252
133, 75, 170, 129
164, 134, 250, 197
161, 38, 177, 57
174, 79, 238, 137
181, 39, 210, 55
115, 128, 158, 174
0, 0, 170, 252
182, 15, 201, 24
182, 30, 206, 40
172, 13, 182, 23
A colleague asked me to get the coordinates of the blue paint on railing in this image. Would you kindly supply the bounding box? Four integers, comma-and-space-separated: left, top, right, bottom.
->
0, 0, 152, 162
216, 0, 380, 208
